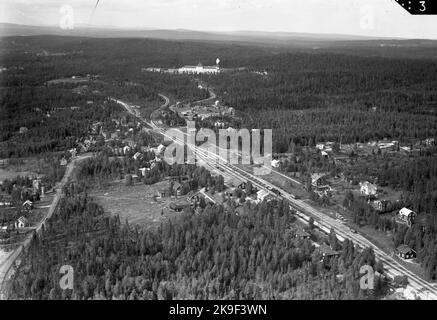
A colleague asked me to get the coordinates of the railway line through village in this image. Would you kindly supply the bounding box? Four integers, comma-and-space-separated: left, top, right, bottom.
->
115, 92, 437, 300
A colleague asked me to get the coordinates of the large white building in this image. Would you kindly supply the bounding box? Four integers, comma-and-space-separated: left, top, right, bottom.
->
178, 62, 220, 74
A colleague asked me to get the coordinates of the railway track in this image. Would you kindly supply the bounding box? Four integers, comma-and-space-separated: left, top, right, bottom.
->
116, 96, 437, 300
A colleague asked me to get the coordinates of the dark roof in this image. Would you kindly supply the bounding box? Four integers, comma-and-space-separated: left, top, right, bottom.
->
228, 177, 244, 188
295, 229, 310, 238
170, 199, 191, 210
234, 206, 245, 215
318, 244, 340, 256
396, 244, 415, 254
311, 173, 326, 183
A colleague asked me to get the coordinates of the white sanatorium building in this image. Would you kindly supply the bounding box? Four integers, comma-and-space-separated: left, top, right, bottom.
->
178, 62, 220, 74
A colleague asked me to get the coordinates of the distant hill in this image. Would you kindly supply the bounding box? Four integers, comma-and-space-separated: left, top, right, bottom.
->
2, 23, 437, 60
0, 23, 391, 43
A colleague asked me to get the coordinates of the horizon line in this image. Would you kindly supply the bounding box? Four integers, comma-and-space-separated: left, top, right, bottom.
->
0, 21, 419, 41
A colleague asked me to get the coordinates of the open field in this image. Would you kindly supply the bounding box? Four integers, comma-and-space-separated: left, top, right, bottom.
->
90, 180, 183, 229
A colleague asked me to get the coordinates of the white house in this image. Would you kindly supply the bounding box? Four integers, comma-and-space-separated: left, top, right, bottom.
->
256, 190, 270, 203
271, 159, 280, 168
360, 181, 377, 197
399, 207, 416, 225
69, 148, 77, 158
139, 167, 149, 176
15, 216, 28, 229
151, 144, 165, 156
133, 152, 142, 161
23, 199, 33, 207
311, 173, 327, 187
321, 151, 329, 158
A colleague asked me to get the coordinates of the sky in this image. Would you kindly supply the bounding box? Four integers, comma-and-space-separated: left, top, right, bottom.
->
1, 0, 436, 39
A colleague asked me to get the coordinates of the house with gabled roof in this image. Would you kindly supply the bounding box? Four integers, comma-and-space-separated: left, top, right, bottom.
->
295, 229, 311, 239
169, 199, 192, 212
15, 216, 28, 229
399, 207, 416, 226
172, 182, 182, 196
311, 173, 327, 187
317, 244, 340, 258
133, 152, 142, 161
395, 244, 416, 260
228, 177, 246, 190
22, 200, 33, 211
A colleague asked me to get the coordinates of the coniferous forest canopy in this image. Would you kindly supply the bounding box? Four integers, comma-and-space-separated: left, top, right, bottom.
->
1, 35, 437, 299
8, 157, 385, 300
1, 36, 437, 156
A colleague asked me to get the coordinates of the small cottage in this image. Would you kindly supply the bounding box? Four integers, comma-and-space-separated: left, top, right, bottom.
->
395, 245, 416, 260
15, 216, 29, 229
399, 207, 416, 225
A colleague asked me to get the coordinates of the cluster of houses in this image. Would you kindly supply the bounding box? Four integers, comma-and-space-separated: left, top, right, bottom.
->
0, 176, 47, 236
109, 145, 134, 157
316, 142, 336, 157
0, 199, 33, 234
155, 174, 281, 215
0, 177, 44, 205
156, 179, 185, 199
359, 180, 417, 226
178, 103, 235, 122
337, 138, 436, 157
76, 136, 98, 153
309, 173, 333, 198
155, 176, 211, 213
223, 177, 278, 205
359, 180, 417, 227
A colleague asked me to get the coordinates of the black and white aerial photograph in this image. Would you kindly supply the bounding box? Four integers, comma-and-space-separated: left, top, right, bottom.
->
1, 0, 437, 310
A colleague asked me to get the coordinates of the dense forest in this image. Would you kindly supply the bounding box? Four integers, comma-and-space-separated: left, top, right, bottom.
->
2, 36, 437, 155
207, 53, 437, 151
5, 155, 389, 300
8, 181, 387, 300
2, 35, 437, 298
0, 37, 214, 158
